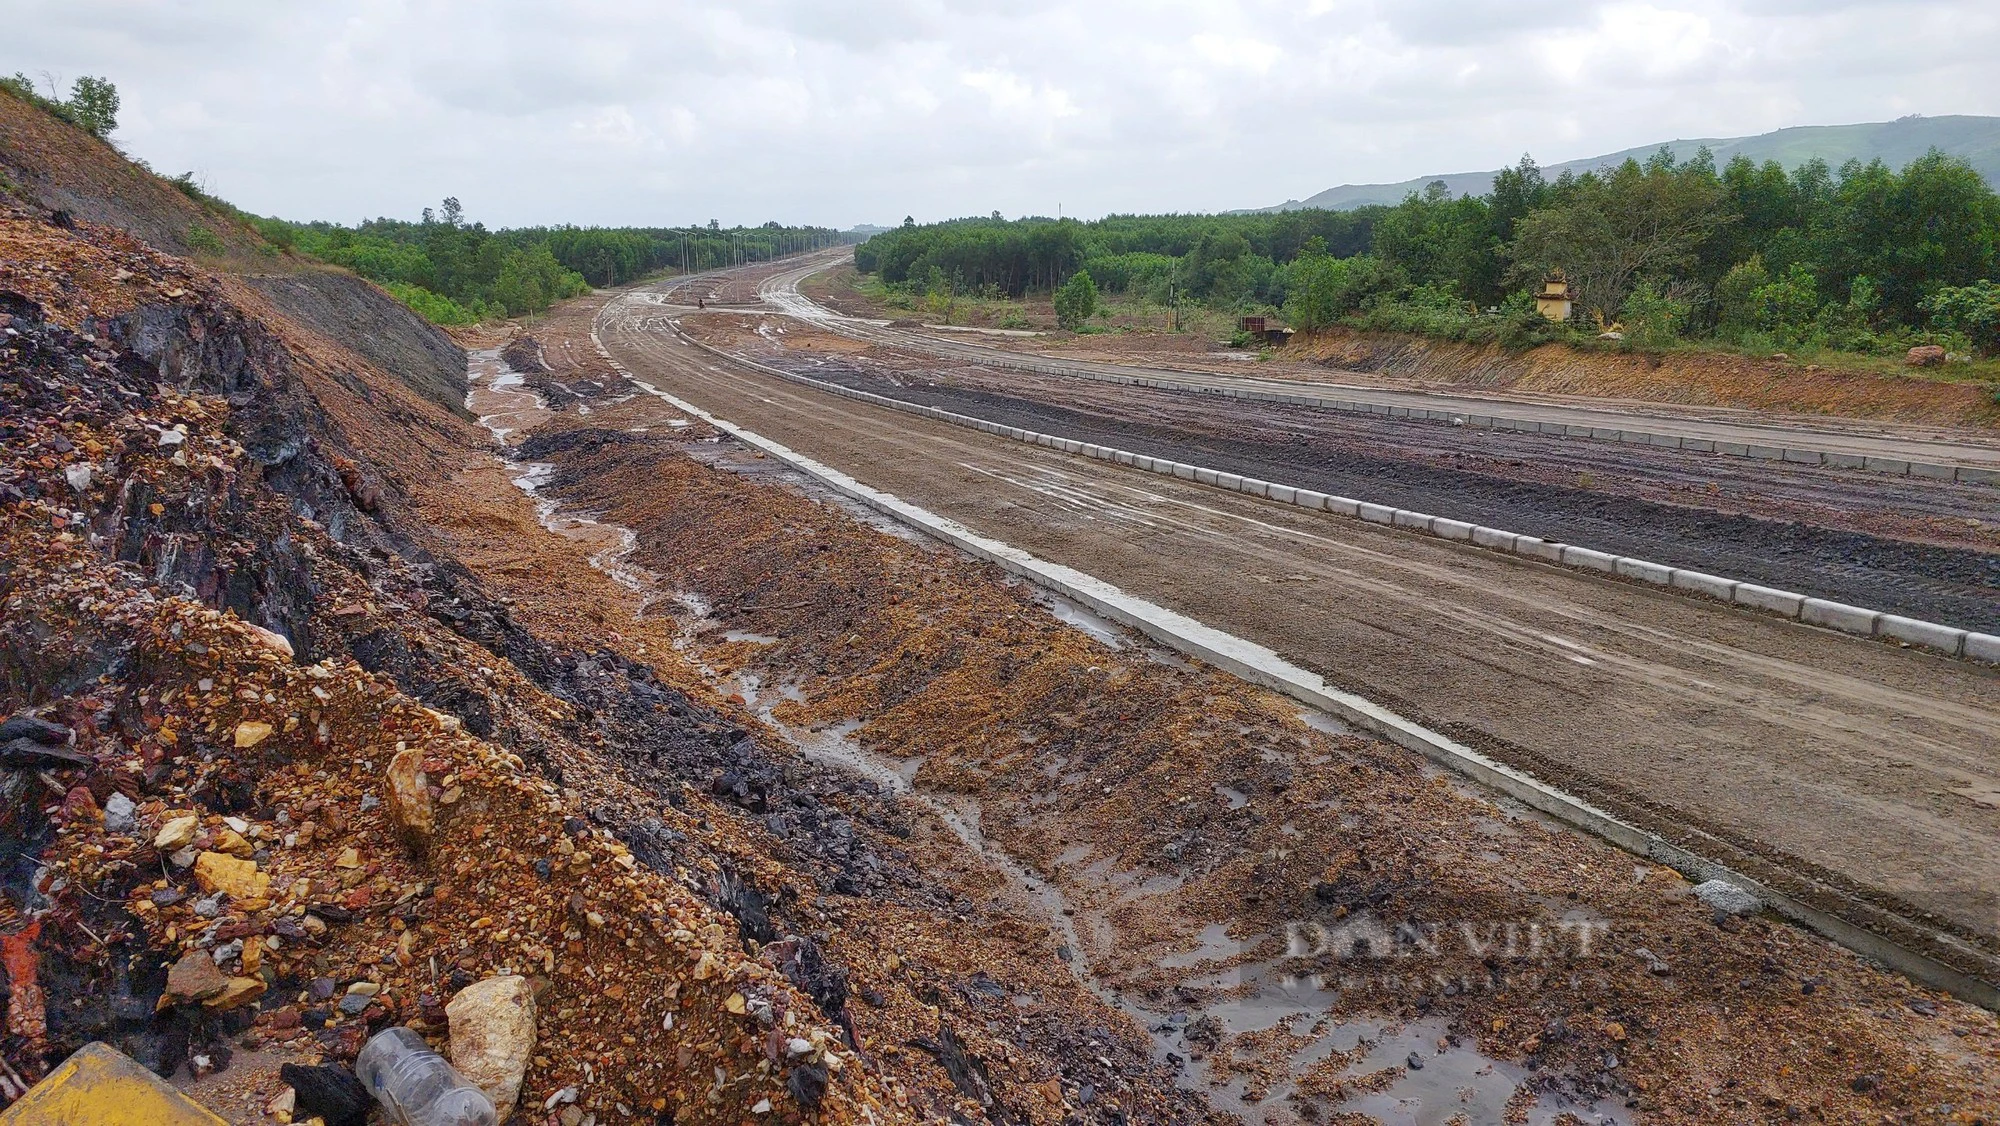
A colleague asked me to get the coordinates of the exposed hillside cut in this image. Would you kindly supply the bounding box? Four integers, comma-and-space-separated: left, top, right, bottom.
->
0, 88, 268, 262
237, 271, 471, 418
0, 89, 469, 420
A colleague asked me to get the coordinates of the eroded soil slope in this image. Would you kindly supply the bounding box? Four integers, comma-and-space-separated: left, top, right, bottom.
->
0, 89, 270, 263
0, 204, 1216, 1124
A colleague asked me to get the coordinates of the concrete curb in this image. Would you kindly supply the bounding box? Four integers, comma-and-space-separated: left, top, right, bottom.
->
591, 309, 2000, 1012
853, 330, 2000, 486
672, 327, 2000, 667
916, 344, 2000, 490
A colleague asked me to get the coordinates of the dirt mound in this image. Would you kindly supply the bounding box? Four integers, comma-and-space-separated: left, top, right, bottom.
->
0, 169, 1197, 1123
498, 332, 623, 411
1288, 327, 2000, 429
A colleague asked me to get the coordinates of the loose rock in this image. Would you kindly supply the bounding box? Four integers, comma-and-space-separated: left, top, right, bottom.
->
204, 976, 267, 1011
154, 814, 198, 851
384, 745, 435, 848
278, 1062, 372, 1126
102, 792, 136, 833
0, 737, 91, 768
446, 973, 538, 1116
164, 950, 229, 1006
1693, 879, 1762, 917
0, 714, 71, 745
192, 850, 270, 900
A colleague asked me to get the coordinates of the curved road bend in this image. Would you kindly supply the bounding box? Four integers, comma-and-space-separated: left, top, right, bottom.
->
591, 283, 2000, 985
758, 254, 2000, 476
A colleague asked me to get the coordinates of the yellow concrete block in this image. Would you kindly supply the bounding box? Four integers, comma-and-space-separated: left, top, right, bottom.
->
0, 1041, 227, 1125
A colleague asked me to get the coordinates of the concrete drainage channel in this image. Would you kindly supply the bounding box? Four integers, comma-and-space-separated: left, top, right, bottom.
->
589, 306, 2000, 1013
673, 326, 2000, 667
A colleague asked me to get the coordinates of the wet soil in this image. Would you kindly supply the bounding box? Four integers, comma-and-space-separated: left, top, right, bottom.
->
0, 197, 1216, 1122
714, 332, 2000, 633
511, 281, 2000, 1121
12, 157, 2000, 1124
513, 360, 2000, 1124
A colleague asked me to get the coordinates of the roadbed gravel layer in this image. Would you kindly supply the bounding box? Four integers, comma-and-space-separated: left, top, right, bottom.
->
729, 336, 2000, 634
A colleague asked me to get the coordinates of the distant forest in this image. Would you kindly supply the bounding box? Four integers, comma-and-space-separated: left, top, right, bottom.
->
856, 148, 2000, 358
257, 204, 848, 325
6, 74, 848, 327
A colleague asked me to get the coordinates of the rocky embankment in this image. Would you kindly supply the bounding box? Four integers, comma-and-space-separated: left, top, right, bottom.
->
6, 82, 2000, 1121
0, 201, 1095, 1123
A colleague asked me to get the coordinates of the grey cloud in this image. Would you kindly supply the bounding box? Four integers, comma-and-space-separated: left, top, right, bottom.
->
3, 1, 1997, 226
1362, 0, 1614, 46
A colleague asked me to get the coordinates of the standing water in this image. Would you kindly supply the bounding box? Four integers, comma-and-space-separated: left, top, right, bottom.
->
474, 333, 1622, 1126
465, 347, 662, 610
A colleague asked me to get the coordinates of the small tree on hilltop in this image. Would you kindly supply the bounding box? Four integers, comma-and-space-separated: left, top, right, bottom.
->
2, 73, 119, 139
66, 76, 118, 138
1053, 270, 1098, 331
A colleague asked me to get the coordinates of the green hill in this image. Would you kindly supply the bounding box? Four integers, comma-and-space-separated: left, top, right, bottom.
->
1248, 115, 2000, 212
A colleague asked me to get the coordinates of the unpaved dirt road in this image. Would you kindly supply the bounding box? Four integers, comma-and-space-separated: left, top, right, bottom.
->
762, 254, 2000, 476
584, 275, 2000, 996
705, 317, 2000, 632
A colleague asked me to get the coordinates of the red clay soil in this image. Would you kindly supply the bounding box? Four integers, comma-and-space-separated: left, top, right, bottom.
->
1286, 331, 2000, 430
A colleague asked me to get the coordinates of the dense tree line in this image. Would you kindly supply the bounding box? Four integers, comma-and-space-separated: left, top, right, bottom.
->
6, 73, 852, 327
858, 149, 2000, 357
260, 205, 849, 325
855, 210, 1372, 306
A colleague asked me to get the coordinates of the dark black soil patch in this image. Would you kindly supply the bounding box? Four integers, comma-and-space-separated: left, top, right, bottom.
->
791, 360, 2000, 633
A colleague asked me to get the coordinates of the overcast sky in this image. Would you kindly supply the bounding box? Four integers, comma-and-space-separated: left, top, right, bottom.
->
9, 1, 1998, 229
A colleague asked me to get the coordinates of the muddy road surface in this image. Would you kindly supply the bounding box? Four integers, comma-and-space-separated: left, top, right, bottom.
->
468, 280, 2000, 1123
762, 254, 2000, 477
580, 280, 2000, 976
718, 332, 2000, 633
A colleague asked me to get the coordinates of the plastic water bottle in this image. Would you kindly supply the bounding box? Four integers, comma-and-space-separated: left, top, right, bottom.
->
355, 1026, 498, 1126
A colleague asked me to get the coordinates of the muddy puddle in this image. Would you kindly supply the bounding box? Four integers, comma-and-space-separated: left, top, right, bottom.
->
488, 336, 1625, 1125
671, 617, 1624, 1123
467, 348, 663, 611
